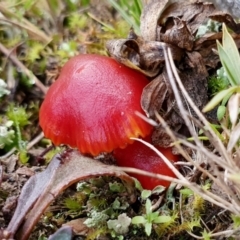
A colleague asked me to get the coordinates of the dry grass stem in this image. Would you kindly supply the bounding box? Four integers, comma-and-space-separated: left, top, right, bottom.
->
160, 45, 240, 214
166, 46, 235, 167
27, 132, 45, 150
0, 43, 48, 95
131, 137, 185, 180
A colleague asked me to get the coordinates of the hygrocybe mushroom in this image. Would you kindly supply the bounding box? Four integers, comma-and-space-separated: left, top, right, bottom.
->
39, 54, 152, 156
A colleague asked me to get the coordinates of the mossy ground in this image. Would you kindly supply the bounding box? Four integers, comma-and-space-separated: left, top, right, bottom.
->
0, 1, 239, 239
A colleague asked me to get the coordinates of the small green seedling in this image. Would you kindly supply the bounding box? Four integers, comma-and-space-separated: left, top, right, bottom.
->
7, 105, 30, 163
131, 199, 171, 236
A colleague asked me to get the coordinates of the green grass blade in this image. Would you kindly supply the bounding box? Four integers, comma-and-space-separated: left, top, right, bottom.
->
217, 41, 238, 86
87, 13, 115, 32
217, 24, 240, 86
107, 0, 140, 34
134, 0, 143, 16
202, 86, 239, 112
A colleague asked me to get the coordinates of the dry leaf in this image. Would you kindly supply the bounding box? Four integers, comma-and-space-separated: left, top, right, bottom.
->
141, 73, 168, 118
227, 122, 240, 153
141, 68, 175, 119
209, 12, 240, 33
159, 1, 217, 35
5, 150, 135, 240
152, 123, 181, 148
194, 32, 222, 68
16, 167, 35, 177
63, 218, 89, 236
160, 18, 194, 51
228, 93, 240, 127
140, 0, 169, 41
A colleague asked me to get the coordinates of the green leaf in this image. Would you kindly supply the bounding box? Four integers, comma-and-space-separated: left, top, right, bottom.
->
232, 215, 240, 228
151, 185, 166, 195
133, 177, 143, 191
221, 90, 233, 106
27, 42, 45, 63
180, 188, 193, 196
201, 229, 212, 240
208, 124, 224, 141
208, 68, 230, 95
188, 219, 201, 230
19, 150, 29, 164
148, 211, 159, 222
107, 0, 140, 34
112, 198, 129, 210
221, 24, 240, 85
145, 199, 152, 215
68, 13, 88, 31
145, 222, 152, 236
7, 105, 29, 127
153, 215, 172, 224
131, 216, 146, 224
217, 105, 226, 121
202, 86, 238, 112
217, 41, 236, 86
141, 190, 152, 200
109, 182, 125, 193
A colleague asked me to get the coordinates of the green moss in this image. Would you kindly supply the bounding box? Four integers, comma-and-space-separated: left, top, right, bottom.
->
208, 67, 230, 96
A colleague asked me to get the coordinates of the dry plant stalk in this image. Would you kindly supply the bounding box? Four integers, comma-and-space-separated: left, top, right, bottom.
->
162, 45, 240, 214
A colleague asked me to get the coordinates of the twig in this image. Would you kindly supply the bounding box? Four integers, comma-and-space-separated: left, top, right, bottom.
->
151, 195, 164, 211
27, 132, 45, 150
0, 132, 45, 161
210, 228, 240, 237
131, 137, 186, 181
0, 148, 16, 161
0, 43, 48, 95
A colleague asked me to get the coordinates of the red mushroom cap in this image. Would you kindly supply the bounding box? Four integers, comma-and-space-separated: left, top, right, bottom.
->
39, 54, 152, 156
113, 135, 179, 190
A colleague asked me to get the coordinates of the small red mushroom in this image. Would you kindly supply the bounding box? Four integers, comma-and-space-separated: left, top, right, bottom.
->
113, 135, 179, 190
39, 54, 152, 156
